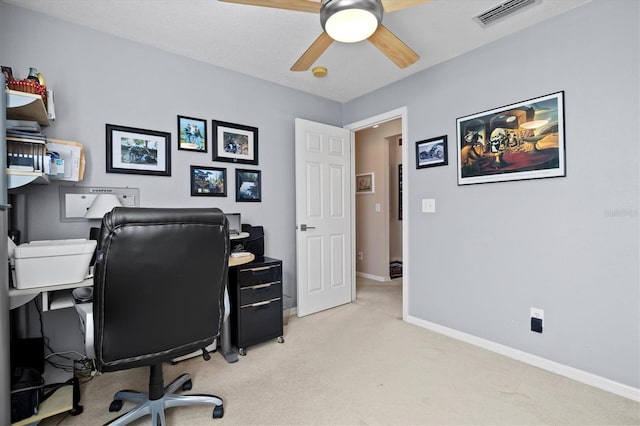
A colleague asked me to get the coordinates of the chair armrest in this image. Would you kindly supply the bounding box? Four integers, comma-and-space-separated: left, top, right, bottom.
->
73, 302, 95, 359
223, 286, 230, 322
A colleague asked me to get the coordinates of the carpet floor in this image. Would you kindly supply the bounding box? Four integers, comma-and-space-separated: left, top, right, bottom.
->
42, 277, 639, 425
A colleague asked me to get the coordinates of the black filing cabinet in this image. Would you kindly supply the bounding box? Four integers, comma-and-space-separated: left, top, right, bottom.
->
228, 256, 284, 355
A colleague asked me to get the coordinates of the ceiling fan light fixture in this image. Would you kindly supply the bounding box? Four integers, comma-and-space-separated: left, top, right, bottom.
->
321, 0, 383, 43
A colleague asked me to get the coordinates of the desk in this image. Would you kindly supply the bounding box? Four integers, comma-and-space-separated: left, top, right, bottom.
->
9, 278, 92, 311
7, 253, 254, 423
230, 232, 249, 240
8, 254, 255, 357
228, 252, 255, 267
220, 253, 254, 363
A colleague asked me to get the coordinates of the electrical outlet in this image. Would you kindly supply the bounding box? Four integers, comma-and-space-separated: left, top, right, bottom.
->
530, 307, 544, 333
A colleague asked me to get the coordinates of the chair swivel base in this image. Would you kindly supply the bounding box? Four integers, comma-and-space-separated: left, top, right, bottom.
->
106, 372, 223, 426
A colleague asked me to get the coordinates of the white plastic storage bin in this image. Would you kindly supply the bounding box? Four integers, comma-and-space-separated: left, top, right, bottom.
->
13, 239, 97, 289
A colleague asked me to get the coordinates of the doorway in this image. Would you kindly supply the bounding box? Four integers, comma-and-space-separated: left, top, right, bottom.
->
353, 120, 402, 282
345, 107, 408, 319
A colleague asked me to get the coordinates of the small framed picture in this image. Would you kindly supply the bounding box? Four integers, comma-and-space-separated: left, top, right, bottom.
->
356, 172, 375, 194
106, 124, 171, 176
416, 135, 448, 169
190, 166, 227, 196
212, 120, 258, 165
235, 169, 261, 202
178, 116, 207, 152
1, 66, 14, 84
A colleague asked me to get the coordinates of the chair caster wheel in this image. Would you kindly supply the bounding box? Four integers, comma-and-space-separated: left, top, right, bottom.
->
182, 379, 192, 391
213, 405, 224, 418
109, 400, 123, 412
277, 336, 285, 344
238, 348, 246, 356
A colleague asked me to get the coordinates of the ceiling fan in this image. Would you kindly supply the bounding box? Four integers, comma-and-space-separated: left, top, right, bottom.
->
219, 0, 432, 71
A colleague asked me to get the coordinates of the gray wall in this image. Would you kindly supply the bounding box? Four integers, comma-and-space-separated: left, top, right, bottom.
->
344, 0, 639, 388
0, 1, 342, 308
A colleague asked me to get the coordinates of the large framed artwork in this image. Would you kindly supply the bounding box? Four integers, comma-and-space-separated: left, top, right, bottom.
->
456, 91, 565, 185
212, 120, 258, 165
106, 124, 171, 176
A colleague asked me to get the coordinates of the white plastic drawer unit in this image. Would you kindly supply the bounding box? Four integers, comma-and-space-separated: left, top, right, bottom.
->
13, 239, 96, 289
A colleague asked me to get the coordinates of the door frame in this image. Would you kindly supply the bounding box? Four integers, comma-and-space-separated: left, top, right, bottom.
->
344, 107, 409, 320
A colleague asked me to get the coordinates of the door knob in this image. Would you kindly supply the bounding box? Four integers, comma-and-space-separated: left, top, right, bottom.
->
299, 224, 316, 231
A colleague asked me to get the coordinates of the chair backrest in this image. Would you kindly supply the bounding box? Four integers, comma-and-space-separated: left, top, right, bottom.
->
92, 207, 229, 372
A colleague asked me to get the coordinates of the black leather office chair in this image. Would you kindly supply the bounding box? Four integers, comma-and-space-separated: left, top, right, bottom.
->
92, 207, 229, 425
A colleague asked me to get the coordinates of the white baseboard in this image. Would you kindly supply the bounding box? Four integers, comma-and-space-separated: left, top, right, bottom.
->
405, 315, 640, 402
356, 271, 389, 282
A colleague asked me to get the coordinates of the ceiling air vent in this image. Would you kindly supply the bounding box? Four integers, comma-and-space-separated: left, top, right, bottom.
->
474, 0, 539, 26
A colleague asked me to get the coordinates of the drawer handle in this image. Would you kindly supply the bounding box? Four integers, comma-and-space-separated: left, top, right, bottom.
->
244, 266, 272, 272
251, 283, 272, 290
241, 297, 281, 309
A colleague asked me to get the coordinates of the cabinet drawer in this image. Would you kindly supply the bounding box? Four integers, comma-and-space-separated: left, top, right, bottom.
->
238, 264, 281, 287
240, 281, 281, 306
238, 298, 283, 348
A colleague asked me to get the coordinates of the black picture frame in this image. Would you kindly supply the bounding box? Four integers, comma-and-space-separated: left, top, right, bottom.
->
190, 165, 227, 196
106, 124, 171, 176
235, 168, 261, 202
398, 164, 403, 220
456, 91, 566, 185
178, 115, 207, 152
416, 135, 448, 169
212, 120, 258, 165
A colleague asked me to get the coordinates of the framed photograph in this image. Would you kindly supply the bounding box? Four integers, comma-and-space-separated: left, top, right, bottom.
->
456, 91, 565, 185
178, 116, 207, 152
235, 169, 261, 202
416, 135, 448, 169
356, 172, 374, 194
106, 124, 171, 176
398, 164, 403, 220
212, 120, 258, 165
190, 166, 226, 196
1, 66, 13, 83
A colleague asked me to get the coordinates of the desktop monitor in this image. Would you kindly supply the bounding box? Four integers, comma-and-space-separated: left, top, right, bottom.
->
225, 213, 241, 236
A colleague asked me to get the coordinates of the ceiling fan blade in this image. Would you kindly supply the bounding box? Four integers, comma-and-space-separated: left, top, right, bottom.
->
368, 24, 419, 68
290, 32, 334, 71
219, 0, 321, 13
381, 0, 432, 13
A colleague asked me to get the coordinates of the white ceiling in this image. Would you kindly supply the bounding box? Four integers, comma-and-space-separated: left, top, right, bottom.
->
3, 0, 590, 102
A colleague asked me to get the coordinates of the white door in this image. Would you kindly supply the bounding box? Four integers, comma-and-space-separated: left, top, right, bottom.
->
295, 118, 352, 317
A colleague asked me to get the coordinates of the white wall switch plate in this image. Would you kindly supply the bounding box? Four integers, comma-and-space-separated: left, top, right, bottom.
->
422, 198, 436, 213
530, 307, 544, 320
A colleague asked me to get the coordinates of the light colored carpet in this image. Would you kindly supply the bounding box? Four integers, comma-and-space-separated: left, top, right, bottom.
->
43, 278, 639, 425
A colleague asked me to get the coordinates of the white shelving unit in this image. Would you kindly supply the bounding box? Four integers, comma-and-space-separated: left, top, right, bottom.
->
4, 86, 82, 425
5, 89, 51, 190
6, 89, 49, 126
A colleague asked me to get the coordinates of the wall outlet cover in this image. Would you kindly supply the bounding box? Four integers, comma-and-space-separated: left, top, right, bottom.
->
531, 317, 543, 333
